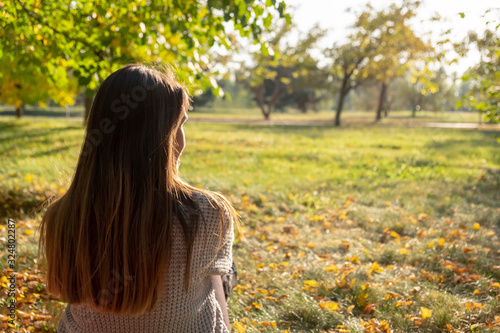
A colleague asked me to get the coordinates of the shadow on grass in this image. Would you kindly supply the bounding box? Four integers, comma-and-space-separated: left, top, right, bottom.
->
0, 108, 84, 118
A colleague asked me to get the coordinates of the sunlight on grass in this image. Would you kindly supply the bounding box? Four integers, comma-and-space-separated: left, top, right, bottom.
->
0, 117, 499, 332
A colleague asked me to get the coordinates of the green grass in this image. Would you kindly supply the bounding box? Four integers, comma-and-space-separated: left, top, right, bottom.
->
0, 116, 499, 332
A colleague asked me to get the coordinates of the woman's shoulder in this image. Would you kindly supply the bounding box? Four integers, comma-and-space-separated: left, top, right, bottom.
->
189, 190, 229, 215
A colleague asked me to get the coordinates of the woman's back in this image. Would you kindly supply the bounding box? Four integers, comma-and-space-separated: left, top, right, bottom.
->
56, 191, 234, 333
39, 65, 237, 332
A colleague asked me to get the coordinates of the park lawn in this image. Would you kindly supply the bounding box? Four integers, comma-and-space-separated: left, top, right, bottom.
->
0, 116, 499, 332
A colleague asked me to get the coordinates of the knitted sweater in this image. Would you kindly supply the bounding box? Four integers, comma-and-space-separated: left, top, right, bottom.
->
56, 192, 234, 333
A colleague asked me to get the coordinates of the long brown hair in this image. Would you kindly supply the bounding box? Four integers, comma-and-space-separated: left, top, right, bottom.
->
38, 64, 237, 315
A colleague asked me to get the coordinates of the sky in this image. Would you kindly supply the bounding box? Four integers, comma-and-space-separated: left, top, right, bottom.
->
284, 0, 500, 74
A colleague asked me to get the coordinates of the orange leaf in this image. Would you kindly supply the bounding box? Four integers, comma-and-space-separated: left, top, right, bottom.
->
259, 321, 277, 328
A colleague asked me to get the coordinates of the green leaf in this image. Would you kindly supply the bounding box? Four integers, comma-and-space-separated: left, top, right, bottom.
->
458, 12, 465, 18
261, 42, 270, 56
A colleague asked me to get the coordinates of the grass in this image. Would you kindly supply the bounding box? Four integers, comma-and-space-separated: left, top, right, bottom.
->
0, 116, 499, 332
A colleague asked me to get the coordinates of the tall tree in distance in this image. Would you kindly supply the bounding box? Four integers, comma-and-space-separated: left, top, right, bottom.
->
356, 0, 435, 121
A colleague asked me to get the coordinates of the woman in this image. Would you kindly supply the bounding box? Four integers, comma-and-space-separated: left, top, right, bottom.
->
38, 64, 237, 332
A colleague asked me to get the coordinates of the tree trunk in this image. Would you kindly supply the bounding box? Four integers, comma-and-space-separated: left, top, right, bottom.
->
15, 104, 24, 118
335, 76, 350, 126
335, 92, 347, 127
298, 99, 307, 113
412, 94, 422, 118
375, 82, 387, 122
253, 85, 269, 120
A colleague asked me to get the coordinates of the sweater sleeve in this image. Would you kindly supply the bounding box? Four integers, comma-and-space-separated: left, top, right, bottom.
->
198, 198, 234, 277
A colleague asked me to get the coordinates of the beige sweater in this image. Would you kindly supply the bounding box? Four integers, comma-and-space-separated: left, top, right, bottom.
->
56, 192, 234, 333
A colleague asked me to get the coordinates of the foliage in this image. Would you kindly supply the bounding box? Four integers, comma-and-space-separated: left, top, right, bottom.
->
0, 2, 79, 114
384, 68, 459, 114
355, 0, 436, 121
0, 0, 290, 116
328, 0, 437, 125
1, 117, 500, 331
238, 24, 328, 119
457, 26, 500, 123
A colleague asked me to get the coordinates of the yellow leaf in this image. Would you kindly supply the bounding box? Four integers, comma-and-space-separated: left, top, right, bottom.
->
428, 241, 434, 248
234, 322, 247, 333
491, 282, 500, 289
325, 265, 338, 272
399, 248, 408, 254
472, 223, 480, 230
319, 301, 338, 311
279, 261, 289, 267
437, 238, 445, 247
252, 302, 262, 309
421, 307, 432, 319
306, 242, 316, 248
256, 289, 269, 295
347, 305, 355, 314
24, 230, 34, 236
303, 280, 318, 287
390, 231, 400, 238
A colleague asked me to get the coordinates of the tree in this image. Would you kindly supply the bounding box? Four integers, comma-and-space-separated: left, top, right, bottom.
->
327, 41, 374, 126
355, 1, 435, 121
1, 0, 290, 120
0, 1, 78, 117
457, 27, 500, 123
238, 24, 327, 120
